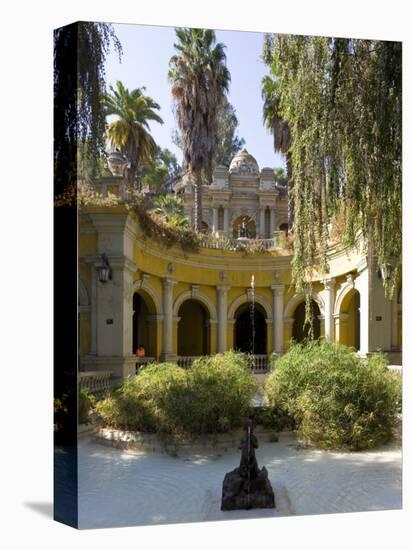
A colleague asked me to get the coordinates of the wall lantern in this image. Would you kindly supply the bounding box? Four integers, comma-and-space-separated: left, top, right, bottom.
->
98, 253, 112, 283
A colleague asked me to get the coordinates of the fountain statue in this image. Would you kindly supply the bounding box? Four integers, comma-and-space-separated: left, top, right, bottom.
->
221, 419, 275, 510
238, 218, 249, 239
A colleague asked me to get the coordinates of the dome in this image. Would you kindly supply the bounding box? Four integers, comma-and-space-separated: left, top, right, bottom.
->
228, 148, 259, 175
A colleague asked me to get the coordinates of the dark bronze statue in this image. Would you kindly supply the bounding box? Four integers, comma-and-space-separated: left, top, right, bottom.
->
221, 419, 275, 510
239, 218, 249, 238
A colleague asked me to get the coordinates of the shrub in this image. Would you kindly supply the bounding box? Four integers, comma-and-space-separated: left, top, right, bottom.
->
95, 352, 258, 436
264, 340, 402, 450
185, 352, 259, 433
79, 388, 94, 424
250, 405, 294, 432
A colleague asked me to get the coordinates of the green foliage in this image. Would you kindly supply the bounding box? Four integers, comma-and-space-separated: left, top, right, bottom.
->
152, 194, 188, 228
263, 36, 402, 299
54, 22, 122, 194
78, 388, 95, 424
95, 352, 258, 437
264, 340, 401, 450
131, 194, 201, 251
251, 406, 294, 432
141, 147, 182, 193
274, 167, 287, 186
103, 80, 163, 186
211, 99, 245, 171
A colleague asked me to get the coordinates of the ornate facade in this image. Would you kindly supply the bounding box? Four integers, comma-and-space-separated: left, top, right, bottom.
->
78, 152, 402, 383
178, 149, 289, 238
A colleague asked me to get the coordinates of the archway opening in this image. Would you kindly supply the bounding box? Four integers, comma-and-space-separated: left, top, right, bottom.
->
292, 300, 321, 342
177, 299, 210, 356
133, 291, 157, 357
200, 221, 209, 234
279, 223, 288, 236
232, 215, 256, 239
339, 289, 361, 351
234, 302, 267, 354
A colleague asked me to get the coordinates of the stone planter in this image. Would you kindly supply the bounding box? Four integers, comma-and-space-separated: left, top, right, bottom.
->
107, 150, 128, 176
93, 426, 286, 456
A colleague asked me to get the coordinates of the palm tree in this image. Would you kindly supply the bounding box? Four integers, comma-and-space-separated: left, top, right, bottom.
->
168, 28, 230, 231
153, 194, 188, 227
262, 74, 294, 230
103, 81, 163, 187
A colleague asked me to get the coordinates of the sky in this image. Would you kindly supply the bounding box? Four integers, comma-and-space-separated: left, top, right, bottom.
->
104, 23, 285, 170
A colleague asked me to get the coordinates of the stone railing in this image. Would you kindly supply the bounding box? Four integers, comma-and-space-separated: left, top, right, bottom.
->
198, 231, 287, 252
177, 356, 200, 368
79, 371, 113, 394
176, 354, 271, 373
250, 355, 270, 373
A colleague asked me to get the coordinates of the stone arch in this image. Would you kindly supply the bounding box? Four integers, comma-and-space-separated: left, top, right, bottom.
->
177, 299, 211, 356
228, 292, 272, 321
133, 277, 162, 315
78, 279, 89, 306
233, 302, 268, 354
334, 277, 356, 316
284, 292, 324, 319
173, 289, 217, 321
132, 284, 159, 358
232, 215, 256, 239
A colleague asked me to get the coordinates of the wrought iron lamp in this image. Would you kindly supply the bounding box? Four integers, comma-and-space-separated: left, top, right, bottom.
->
98, 253, 112, 283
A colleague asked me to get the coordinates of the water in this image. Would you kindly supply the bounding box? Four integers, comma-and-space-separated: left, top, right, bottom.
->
250, 275, 255, 357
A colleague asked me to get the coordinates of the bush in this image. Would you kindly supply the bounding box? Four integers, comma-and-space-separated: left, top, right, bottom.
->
79, 388, 94, 424
264, 340, 402, 450
250, 405, 294, 432
95, 352, 258, 436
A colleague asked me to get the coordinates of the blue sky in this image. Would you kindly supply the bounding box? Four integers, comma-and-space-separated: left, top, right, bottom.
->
105, 23, 285, 169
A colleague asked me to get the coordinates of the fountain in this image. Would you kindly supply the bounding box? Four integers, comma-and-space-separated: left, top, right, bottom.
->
221, 418, 275, 510
250, 274, 255, 357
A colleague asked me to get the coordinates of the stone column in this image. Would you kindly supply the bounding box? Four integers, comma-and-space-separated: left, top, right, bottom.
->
223, 207, 229, 235
323, 278, 336, 341
90, 265, 98, 354
212, 208, 218, 235
269, 209, 276, 237
216, 285, 230, 352
259, 208, 265, 238
94, 256, 137, 378
271, 285, 285, 353
160, 277, 177, 361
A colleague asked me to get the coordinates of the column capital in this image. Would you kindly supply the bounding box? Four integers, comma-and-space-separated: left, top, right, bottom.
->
346, 273, 355, 286
333, 312, 349, 321
322, 277, 336, 289
216, 285, 230, 294
271, 284, 285, 296
162, 277, 177, 289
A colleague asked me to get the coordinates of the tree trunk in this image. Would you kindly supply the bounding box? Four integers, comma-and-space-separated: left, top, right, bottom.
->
286, 152, 294, 231
193, 170, 203, 232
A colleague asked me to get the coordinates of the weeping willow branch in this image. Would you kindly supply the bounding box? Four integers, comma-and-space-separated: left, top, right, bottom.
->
264, 35, 401, 311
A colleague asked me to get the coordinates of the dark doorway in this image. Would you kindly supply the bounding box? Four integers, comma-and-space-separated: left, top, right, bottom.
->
133, 292, 157, 357
292, 300, 321, 342
177, 300, 210, 356
234, 303, 267, 354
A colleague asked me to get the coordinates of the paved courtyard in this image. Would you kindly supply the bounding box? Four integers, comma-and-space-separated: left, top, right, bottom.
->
77, 433, 402, 529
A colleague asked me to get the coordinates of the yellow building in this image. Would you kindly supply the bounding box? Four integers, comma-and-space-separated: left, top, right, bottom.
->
78, 150, 402, 382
